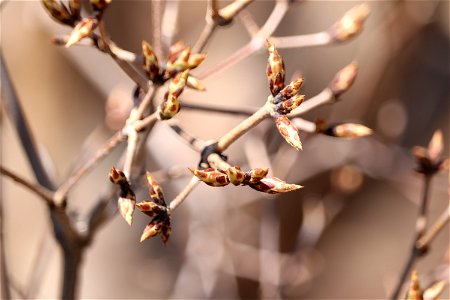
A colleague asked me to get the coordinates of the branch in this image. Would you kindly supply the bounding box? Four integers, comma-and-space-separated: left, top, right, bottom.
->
168, 176, 200, 211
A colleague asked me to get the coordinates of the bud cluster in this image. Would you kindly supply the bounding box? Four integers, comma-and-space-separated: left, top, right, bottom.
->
412, 130, 449, 176
266, 41, 305, 151
190, 166, 303, 194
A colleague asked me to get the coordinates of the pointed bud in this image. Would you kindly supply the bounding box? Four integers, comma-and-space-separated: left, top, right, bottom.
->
324, 123, 373, 138
109, 166, 127, 184
428, 130, 443, 162
140, 219, 163, 242
330, 62, 358, 97
118, 196, 136, 226
225, 166, 246, 185
274, 94, 305, 114
41, 0, 74, 26
186, 75, 206, 91
136, 201, 167, 218
160, 94, 181, 120
90, 0, 112, 12
275, 115, 303, 150
168, 70, 189, 98
160, 219, 172, 245
266, 40, 285, 96
165, 46, 191, 77
272, 78, 304, 104
406, 270, 422, 300
189, 168, 230, 187
142, 40, 160, 81
248, 167, 269, 184
423, 281, 446, 300
65, 17, 98, 48
145, 172, 166, 206
329, 3, 370, 42
250, 176, 303, 194
187, 53, 207, 69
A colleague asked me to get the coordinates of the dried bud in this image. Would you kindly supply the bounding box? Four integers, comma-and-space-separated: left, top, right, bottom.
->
65, 17, 98, 48
69, 0, 81, 20
330, 3, 370, 42
406, 270, 422, 300
250, 176, 303, 194
274, 94, 305, 114
225, 166, 246, 185
90, 0, 111, 12
275, 115, 303, 150
266, 40, 285, 96
423, 281, 446, 300
42, 0, 74, 26
142, 40, 160, 81
146, 172, 166, 206
322, 123, 373, 138
272, 78, 304, 104
248, 167, 269, 184
189, 168, 230, 187
109, 167, 136, 226
330, 62, 358, 97
187, 53, 207, 69
136, 201, 167, 218
186, 75, 206, 91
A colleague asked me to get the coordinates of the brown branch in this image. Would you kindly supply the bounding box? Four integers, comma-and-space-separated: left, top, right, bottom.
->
0, 166, 54, 205
416, 202, 450, 251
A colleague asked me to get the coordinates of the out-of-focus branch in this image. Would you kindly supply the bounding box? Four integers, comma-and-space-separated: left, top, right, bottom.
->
168, 176, 200, 211
151, 0, 164, 58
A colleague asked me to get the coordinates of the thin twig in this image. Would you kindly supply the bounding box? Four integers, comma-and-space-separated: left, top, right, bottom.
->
1, 55, 56, 190
416, 202, 450, 250
169, 176, 200, 211
54, 131, 125, 204
216, 106, 269, 152
167, 121, 205, 152
288, 88, 334, 118
0, 166, 54, 205
123, 129, 139, 179
272, 32, 331, 49
161, 0, 180, 52
0, 191, 11, 300
193, 22, 217, 53
151, 0, 164, 59
181, 100, 257, 116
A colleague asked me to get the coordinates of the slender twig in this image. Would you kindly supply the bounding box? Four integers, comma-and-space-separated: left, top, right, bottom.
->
416, 202, 450, 250
161, 0, 180, 52
167, 121, 205, 152
151, 0, 164, 59
181, 100, 257, 116
390, 175, 433, 300
0, 166, 54, 205
1, 55, 55, 190
54, 131, 126, 204
288, 88, 334, 118
0, 192, 11, 300
193, 22, 217, 53
123, 129, 139, 178
216, 106, 269, 152
169, 176, 200, 211
272, 32, 331, 49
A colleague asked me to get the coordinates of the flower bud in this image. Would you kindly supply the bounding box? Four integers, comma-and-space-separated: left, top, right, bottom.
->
406, 270, 422, 300
248, 167, 269, 184
329, 3, 370, 42
136, 201, 167, 218
329, 62, 358, 97
109, 167, 136, 226
323, 123, 373, 138
142, 40, 160, 82
187, 53, 207, 69
266, 40, 285, 96
225, 166, 246, 185
423, 280, 446, 300
186, 75, 206, 91
272, 78, 304, 104
146, 171, 166, 206
250, 176, 303, 194
274, 94, 304, 114
140, 219, 163, 242
65, 17, 98, 48
160, 94, 181, 120
42, 0, 74, 26
189, 168, 230, 187
275, 115, 303, 150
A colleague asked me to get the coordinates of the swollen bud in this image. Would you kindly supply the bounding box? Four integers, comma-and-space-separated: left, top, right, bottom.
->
275, 115, 303, 150
329, 3, 370, 43
266, 40, 285, 96
329, 62, 358, 97
65, 17, 98, 48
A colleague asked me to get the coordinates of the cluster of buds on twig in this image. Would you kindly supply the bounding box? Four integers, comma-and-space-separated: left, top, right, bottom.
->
42, 0, 112, 47
405, 270, 447, 300
109, 167, 171, 244
142, 40, 206, 88
315, 119, 373, 138
190, 166, 302, 194
412, 130, 449, 176
265, 40, 305, 150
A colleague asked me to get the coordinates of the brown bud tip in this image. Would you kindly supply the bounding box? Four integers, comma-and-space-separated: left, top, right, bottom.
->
42, 0, 75, 26
266, 39, 285, 96
65, 17, 98, 48
190, 168, 230, 187
330, 3, 370, 42
109, 166, 125, 183
327, 123, 373, 138
142, 40, 160, 81
248, 167, 269, 184
225, 166, 246, 185
423, 280, 446, 300
330, 61, 358, 97
274, 116, 303, 150
146, 171, 166, 206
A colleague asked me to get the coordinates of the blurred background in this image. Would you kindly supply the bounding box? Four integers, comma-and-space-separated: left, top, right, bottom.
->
1, 0, 449, 299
